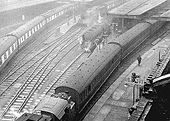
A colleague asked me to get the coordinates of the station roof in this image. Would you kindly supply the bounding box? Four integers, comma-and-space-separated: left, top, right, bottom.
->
128, 0, 167, 16
153, 74, 170, 87
108, 0, 167, 16
160, 9, 170, 17
108, 0, 148, 15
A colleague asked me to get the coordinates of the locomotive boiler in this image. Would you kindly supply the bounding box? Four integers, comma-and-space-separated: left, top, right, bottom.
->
80, 17, 112, 52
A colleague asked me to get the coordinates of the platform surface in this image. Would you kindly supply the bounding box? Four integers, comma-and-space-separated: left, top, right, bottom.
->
83, 32, 170, 121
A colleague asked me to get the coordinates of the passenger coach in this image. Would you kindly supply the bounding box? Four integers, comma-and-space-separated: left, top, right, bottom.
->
0, 2, 81, 72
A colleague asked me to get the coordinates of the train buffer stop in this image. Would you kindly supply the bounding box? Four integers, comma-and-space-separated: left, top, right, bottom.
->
83, 0, 170, 120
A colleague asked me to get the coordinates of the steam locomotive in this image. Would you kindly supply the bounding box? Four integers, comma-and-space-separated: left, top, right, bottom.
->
0, 3, 81, 73
79, 17, 112, 52
16, 20, 166, 121
0, 0, 123, 73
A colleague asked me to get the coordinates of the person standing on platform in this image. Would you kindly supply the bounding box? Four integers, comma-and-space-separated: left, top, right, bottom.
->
131, 73, 138, 83
137, 55, 142, 66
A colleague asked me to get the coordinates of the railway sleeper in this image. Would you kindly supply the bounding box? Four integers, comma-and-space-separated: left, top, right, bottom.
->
15, 99, 25, 102
13, 102, 22, 106
3, 114, 13, 118
10, 105, 20, 109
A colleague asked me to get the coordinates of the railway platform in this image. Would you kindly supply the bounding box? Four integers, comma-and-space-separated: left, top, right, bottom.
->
83, 33, 170, 121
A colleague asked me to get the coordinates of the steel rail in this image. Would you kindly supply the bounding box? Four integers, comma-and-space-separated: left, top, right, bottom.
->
0, 27, 83, 119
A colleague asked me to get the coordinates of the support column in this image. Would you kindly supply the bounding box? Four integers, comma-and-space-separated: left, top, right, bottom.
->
122, 18, 124, 33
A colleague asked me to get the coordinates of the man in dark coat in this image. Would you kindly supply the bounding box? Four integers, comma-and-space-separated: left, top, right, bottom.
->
137, 55, 142, 66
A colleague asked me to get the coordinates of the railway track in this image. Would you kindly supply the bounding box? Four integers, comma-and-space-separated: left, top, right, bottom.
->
0, 26, 81, 96
0, 15, 73, 81
0, 24, 91, 120
0, 22, 80, 80
77, 23, 170, 121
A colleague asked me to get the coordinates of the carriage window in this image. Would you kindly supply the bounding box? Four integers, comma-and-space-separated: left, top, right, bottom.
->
14, 41, 18, 48
18, 38, 21, 45
32, 28, 34, 34
37, 24, 40, 30
21, 36, 24, 42
6, 51, 9, 58
61, 11, 64, 14
0, 57, 2, 66
10, 47, 13, 54
47, 18, 49, 23
20, 38, 22, 44
35, 26, 37, 32
25, 33, 28, 39
15, 41, 18, 47
1, 55, 5, 64
43, 20, 45, 25
21, 37, 23, 43
13, 43, 15, 50
29, 30, 31, 37
40, 23, 42, 28
13, 42, 15, 50
22, 36, 25, 41
52, 15, 54, 20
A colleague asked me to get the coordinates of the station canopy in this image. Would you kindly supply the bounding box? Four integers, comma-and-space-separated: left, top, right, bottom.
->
108, 0, 169, 20
160, 10, 170, 18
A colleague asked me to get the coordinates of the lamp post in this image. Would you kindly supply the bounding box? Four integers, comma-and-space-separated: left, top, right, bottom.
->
124, 77, 144, 105
132, 82, 139, 105
111, 23, 118, 37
